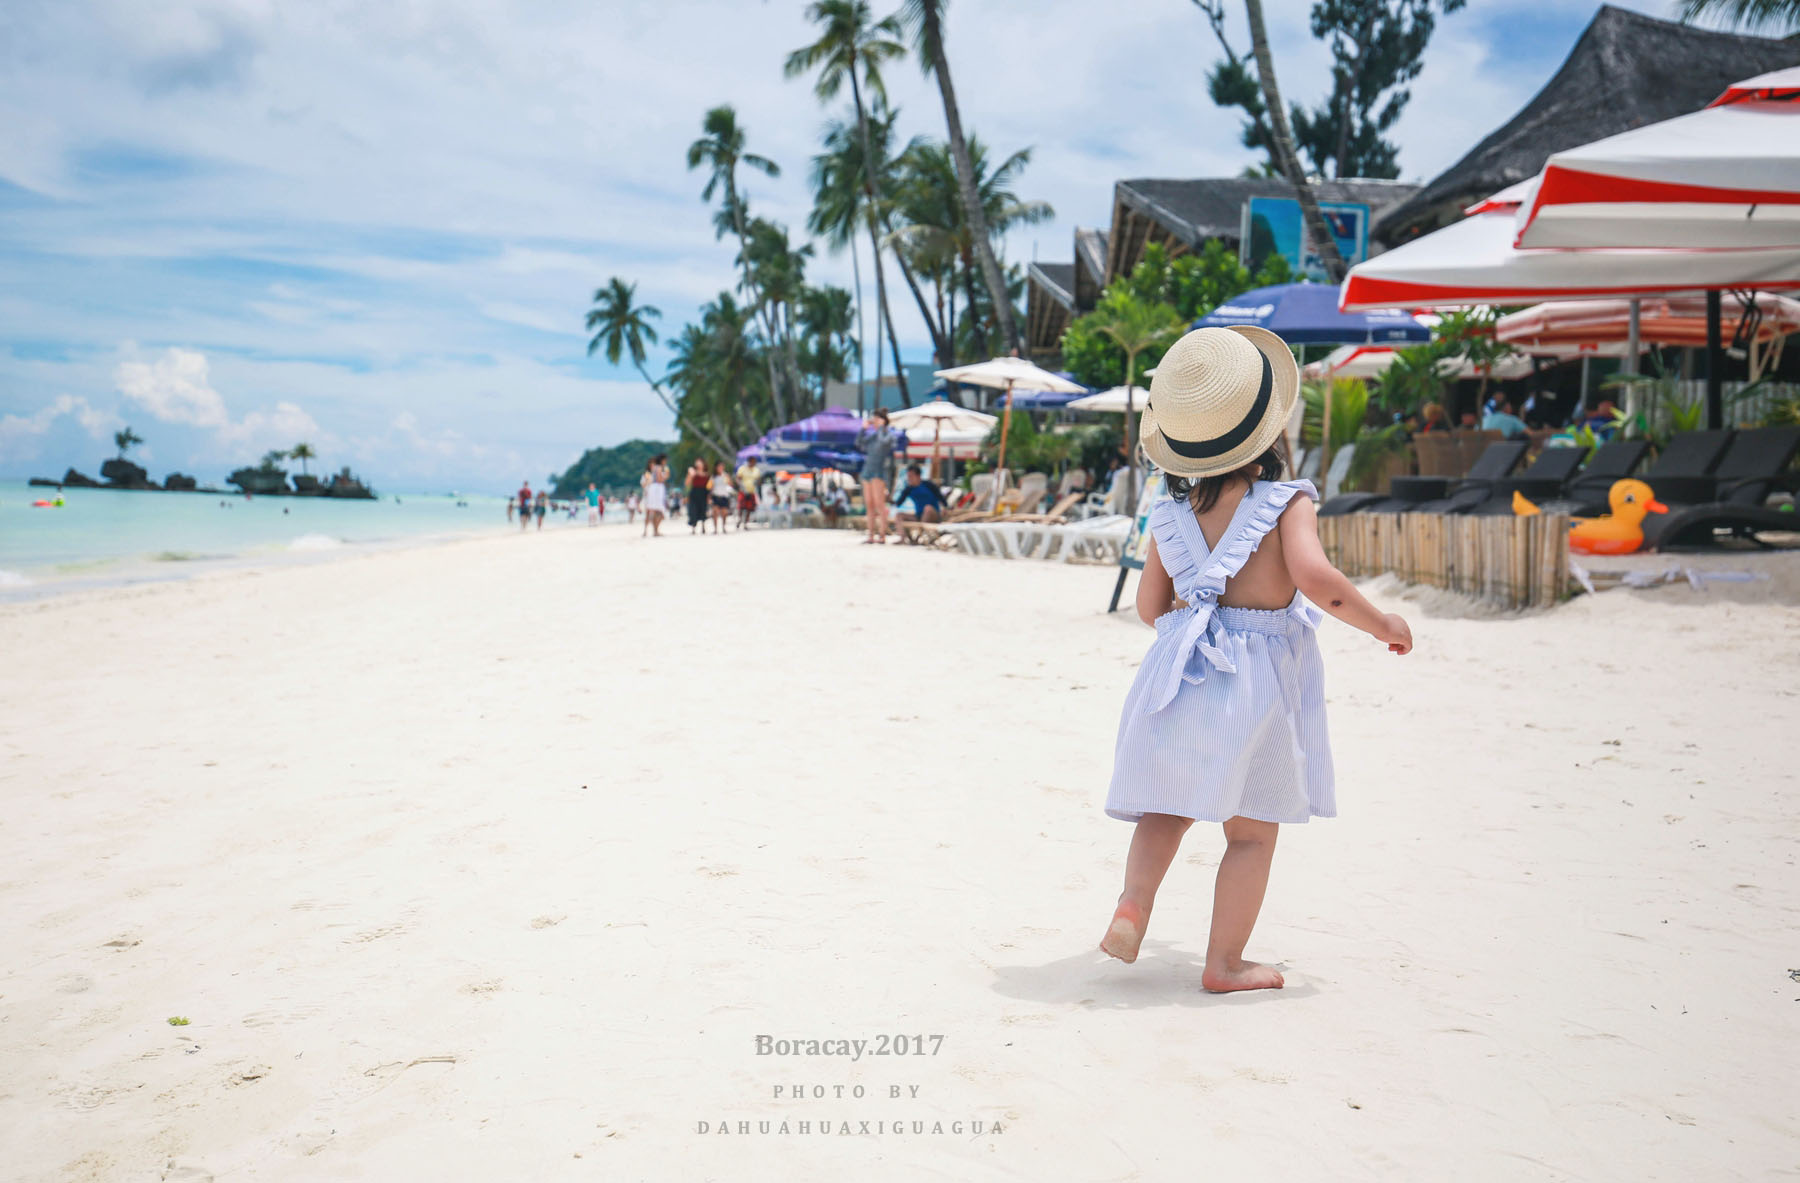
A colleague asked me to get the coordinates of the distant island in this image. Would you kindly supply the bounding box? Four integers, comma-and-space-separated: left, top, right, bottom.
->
29, 431, 375, 499
551, 437, 675, 499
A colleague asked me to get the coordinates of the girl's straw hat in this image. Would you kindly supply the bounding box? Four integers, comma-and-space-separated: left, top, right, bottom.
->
1139, 326, 1298, 479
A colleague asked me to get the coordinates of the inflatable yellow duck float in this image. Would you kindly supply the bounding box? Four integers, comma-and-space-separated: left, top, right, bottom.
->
1513, 478, 1667, 554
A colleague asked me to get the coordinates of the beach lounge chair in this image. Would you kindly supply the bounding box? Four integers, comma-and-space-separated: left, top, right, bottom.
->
994, 472, 1049, 515
1554, 439, 1651, 509
1641, 426, 1800, 550
1465, 445, 1589, 515
1396, 440, 1529, 514
1566, 429, 1732, 517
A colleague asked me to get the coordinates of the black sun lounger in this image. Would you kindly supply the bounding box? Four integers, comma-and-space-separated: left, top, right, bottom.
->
1398, 440, 1529, 514
1568, 429, 1732, 516
1643, 426, 1800, 551
1466, 446, 1588, 515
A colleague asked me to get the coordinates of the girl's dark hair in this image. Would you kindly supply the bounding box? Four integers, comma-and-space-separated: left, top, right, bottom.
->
1164, 441, 1288, 513
872, 407, 890, 423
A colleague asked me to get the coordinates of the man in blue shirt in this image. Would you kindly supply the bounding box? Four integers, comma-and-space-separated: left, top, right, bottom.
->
1481, 398, 1529, 440
893, 465, 945, 523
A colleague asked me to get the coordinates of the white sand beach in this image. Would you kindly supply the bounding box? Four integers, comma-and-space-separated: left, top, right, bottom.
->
3, 526, 1797, 1180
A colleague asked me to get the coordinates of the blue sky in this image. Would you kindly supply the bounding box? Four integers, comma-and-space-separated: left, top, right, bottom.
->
0, 0, 1679, 493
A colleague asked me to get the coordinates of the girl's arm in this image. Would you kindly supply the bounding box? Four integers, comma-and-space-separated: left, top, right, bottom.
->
1135, 536, 1177, 627
1278, 496, 1413, 654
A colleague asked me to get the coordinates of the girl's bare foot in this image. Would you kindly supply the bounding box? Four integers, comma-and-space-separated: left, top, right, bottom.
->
1099, 899, 1147, 963
1200, 960, 1284, 993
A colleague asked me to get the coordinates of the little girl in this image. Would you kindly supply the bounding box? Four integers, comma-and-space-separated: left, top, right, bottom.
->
1100, 325, 1413, 993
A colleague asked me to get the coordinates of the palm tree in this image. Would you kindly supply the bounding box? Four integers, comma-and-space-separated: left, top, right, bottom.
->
798, 285, 857, 401
1091, 289, 1183, 514
586, 277, 732, 458
687, 105, 795, 422
810, 109, 917, 407
1243, 0, 1345, 281
890, 137, 1051, 361
113, 426, 143, 459
808, 112, 874, 407
1680, 0, 1800, 30
786, 0, 936, 399
900, 0, 1023, 353
289, 442, 316, 476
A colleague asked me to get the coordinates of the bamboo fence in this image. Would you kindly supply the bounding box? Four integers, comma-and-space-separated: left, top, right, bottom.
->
1317, 512, 1571, 610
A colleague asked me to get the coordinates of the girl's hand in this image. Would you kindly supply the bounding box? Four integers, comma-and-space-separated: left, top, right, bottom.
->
1379, 613, 1413, 655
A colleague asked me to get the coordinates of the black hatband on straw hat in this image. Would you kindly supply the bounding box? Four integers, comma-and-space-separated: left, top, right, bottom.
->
1149, 349, 1273, 460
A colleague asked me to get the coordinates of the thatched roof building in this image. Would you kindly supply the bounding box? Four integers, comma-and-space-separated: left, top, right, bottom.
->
1375, 5, 1800, 244
1025, 226, 1110, 361
1105, 177, 1419, 281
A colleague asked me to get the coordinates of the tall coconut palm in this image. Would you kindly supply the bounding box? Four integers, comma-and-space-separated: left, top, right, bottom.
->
1091, 289, 1183, 514
289, 441, 316, 475
809, 109, 918, 407
113, 426, 143, 459
786, 1, 945, 399
900, 0, 1022, 353
1680, 0, 1800, 30
586, 277, 732, 458
1243, 0, 1345, 281
798, 285, 857, 404
890, 136, 1051, 361
808, 113, 873, 408
687, 105, 795, 421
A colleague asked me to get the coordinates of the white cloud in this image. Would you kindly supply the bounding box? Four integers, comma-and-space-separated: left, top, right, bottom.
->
0, 394, 118, 458
114, 346, 228, 427
217, 399, 322, 450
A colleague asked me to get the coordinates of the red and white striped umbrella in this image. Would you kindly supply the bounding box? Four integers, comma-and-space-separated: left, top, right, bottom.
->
1339, 212, 1800, 312
1512, 66, 1800, 250
1495, 293, 1800, 349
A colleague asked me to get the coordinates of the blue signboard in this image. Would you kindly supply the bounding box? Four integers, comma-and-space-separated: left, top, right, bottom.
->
1241, 197, 1371, 282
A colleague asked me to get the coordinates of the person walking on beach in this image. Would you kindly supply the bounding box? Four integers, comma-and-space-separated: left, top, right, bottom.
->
857, 407, 897, 544
626, 491, 640, 525
517, 480, 533, 532
1098, 326, 1412, 993
685, 458, 710, 534
534, 490, 548, 531
708, 462, 734, 534
734, 457, 760, 530
506, 496, 515, 524
585, 482, 601, 527
640, 456, 668, 538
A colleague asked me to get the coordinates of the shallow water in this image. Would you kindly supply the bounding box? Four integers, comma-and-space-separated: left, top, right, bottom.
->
0, 481, 618, 598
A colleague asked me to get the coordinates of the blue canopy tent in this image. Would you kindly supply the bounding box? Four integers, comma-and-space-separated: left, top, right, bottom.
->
1194, 282, 1428, 345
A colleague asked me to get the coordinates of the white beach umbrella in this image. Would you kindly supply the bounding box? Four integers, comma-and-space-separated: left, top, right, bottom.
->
1339, 212, 1800, 312
1301, 345, 1534, 383
933, 357, 1085, 483
887, 399, 997, 475
1066, 385, 1150, 413
1514, 67, 1800, 250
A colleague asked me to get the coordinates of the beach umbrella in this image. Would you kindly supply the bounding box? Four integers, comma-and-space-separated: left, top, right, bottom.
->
1194, 281, 1429, 345
767, 406, 864, 452
1302, 344, 1536, 383
933, 357, 1084, 490
1341, 209, 1800, 426
1513, 67, 1800, 251
1496, 293, 1800, 379
1066, 385, 1150, 413
886, 398, 997, 477
1341, 212, 1800, 312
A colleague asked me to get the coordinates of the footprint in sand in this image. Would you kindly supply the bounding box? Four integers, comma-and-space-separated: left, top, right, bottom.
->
529, 914, 565, 929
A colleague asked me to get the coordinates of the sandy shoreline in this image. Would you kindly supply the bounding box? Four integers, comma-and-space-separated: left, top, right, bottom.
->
3, 523, 1797, 1180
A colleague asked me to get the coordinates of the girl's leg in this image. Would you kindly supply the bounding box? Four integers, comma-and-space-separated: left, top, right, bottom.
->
1099, 812, 1191, 963
1201, 817, 1283, 992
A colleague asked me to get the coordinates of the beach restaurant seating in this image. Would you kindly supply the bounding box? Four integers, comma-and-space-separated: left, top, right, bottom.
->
1528, 439, 1650, 515
1325, 439, 1527, 516
1641, 426, 1800, 550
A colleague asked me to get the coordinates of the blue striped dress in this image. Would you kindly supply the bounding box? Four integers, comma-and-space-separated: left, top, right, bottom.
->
1105, 479, 1336, 825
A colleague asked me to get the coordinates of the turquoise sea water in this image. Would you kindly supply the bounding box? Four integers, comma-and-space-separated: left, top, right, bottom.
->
0, 481, 615, 599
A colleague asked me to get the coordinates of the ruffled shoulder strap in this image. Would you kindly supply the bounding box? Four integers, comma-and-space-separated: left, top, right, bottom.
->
1147, 498, 1206, 601
1191, 479, 1319, 595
